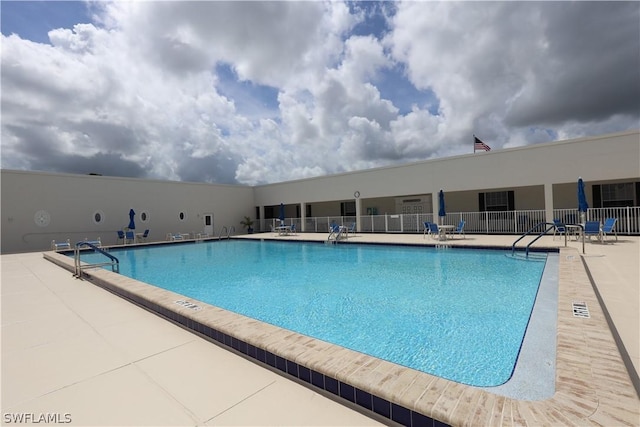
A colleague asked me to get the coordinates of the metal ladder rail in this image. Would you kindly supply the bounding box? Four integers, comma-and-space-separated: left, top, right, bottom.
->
327, 227, 344, 242
74, 241, 120, 278
226, 226, 235, 239
218, 226, 228, 239
511, 222, 556, 258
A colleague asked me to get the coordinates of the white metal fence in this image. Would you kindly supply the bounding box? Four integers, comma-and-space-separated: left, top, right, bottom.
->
257, 206, 640, 235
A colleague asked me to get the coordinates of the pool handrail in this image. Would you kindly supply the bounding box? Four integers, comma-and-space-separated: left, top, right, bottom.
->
217, 226, 235, 240
512, 222, 566, 258
512, 221, 585, 256
74, 241, 120, 278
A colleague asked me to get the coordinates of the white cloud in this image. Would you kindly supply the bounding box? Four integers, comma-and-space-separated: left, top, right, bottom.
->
1, 1, 638, 185
387, 1, 639, 147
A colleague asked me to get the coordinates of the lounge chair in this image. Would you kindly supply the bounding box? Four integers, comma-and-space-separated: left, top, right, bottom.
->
117, 230, 125, 244
583, 221, 602, 241
552, 219, 566, 240
84, 237, 102, 247
454, 220, 466, 239
51, 239, 71, 251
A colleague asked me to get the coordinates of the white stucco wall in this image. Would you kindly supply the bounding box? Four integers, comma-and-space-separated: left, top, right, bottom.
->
1, 171, 254, 253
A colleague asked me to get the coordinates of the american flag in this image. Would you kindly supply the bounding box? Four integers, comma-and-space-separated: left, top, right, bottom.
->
474, 136, 491, 152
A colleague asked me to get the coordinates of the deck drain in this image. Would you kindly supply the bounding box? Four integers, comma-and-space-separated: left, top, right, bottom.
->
572, 301, 590, 318
175, 300, 202, 311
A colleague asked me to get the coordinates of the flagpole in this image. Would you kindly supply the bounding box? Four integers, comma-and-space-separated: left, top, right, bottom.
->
473, 134, 476, 153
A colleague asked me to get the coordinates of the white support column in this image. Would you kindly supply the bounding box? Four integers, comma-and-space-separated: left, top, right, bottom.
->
432, 192, 439, 224
258, 206, 265, 231
355, 195, 362, 232
300, 202, 306, 232
544, 183, 554, 223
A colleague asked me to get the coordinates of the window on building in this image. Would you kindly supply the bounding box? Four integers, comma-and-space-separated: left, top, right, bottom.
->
479, 191, 514, 211
341, 201, 356, 216
401, 204, 423, 214
593, 183, 636, 207
91, 210, 105, 225
264, 206, 275, 219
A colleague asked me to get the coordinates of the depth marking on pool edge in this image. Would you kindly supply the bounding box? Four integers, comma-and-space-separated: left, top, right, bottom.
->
572, 301, 590, 318
175, 300, 202, 311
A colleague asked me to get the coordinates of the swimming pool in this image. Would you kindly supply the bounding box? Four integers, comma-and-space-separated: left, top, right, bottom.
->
80, 240, 547, 387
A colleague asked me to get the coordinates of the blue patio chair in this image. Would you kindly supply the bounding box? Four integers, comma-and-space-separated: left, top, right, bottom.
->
428, 222, 440, 240
348, 222, 356, 237
423, 221, 432, 238
140, 229, 150, 242
289, 224, 297, 235
583, 221, 602, 241
552, 219, 566, 240
454, 220, 466, 239
117, 230, 125, 244
125, 230, 136, 245
601, 218, 618, 241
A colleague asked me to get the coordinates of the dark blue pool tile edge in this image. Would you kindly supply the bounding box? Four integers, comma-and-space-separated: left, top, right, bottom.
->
77, 265, 451, 427
187, 319, 449, 426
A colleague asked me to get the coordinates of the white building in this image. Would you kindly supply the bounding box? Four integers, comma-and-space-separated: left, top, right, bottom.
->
2, 129, 639, 254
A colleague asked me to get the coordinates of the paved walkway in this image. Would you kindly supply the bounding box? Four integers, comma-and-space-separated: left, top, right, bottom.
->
1, 251, 384, 426
2, 233, 638, 425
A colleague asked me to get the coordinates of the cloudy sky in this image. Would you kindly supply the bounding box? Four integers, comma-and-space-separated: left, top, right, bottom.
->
2, 1, 639, 185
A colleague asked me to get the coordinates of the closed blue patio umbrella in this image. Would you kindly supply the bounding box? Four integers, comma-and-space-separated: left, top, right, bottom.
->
438, 189, 446, 224
279, 203, 285, 224
577, 177, 588, 223
128, 208, 136, 230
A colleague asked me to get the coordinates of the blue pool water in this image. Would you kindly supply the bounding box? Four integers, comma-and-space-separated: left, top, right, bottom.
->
80, 240, 547, 387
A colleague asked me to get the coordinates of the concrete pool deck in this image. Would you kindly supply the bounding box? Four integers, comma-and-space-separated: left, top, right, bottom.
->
1, 233, 638, 425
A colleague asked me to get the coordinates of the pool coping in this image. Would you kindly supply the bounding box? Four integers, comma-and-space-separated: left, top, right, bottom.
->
44, 244, 639, 426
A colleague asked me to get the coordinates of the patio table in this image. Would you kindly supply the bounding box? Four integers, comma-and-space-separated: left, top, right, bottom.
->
438, 225, 455, 240
565, 224, 583, 241
277, 225, 292, 235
